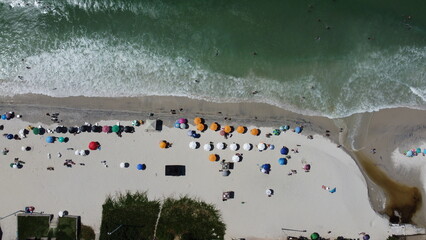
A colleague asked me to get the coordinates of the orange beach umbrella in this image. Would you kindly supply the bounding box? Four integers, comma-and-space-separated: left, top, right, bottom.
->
196, 124, 206, 131
251, 128, 260, 136
236, 126, 246, 134
209, 154, 218, 162
210, 122, 219, 131
159, 141, 168, 149
224, 125, 232, 134
194, 117, 203, 125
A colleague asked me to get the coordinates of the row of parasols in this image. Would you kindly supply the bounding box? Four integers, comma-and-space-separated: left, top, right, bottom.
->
1, 111, 21, 120
30, 124, 136, 135
175, 117, 303, 135
406, 148, 426, 157
188, 141, 290, 154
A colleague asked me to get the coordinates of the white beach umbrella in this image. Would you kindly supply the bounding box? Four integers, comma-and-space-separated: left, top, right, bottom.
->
75, 150, 80, 156
203, 144, 212, 151
21, 146, 26, 151
58, 211, 64, 217
189, 141, 198, 150
243, 143, 252, 151
257, 143, 266, 150
80, 150, 87, 156
12, 164, 18, 169
229, 143, 239, 151
216, 142, 225, 150
232, 155, 241, 163
120, 162, 126, 168
266, 189, 273, 196
19, 129, 26, 138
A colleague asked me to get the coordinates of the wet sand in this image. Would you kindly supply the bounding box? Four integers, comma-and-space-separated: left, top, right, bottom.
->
1, 94, 426, 228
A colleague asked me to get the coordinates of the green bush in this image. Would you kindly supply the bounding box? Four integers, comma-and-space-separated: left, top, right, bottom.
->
81, 224, 96, 240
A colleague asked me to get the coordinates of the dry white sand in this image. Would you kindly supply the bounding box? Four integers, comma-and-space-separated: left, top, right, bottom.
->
0, 117, 392, 239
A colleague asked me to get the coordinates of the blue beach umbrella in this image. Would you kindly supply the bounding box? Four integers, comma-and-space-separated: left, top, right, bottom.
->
46, 136, 55, 143
423, 149, 426, 154
1, 114, 6, 120
280, 147, 289, 155
6, 134, 13, 140
416, 148, 421, 154
329, 188, 337, 193
187, 130, 195, 136
295, 126, 302, 134
278, 158, 287, 165
137, 164, 146, 170
406, 151, 413, 157
269, 144, 275, 150
174, 121, 181, 128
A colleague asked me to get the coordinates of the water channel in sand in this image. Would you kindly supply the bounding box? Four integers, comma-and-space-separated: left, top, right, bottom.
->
354, 151, 421, 224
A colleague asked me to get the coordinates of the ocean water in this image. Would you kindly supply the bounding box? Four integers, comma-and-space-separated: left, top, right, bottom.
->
0, 0, 425, 118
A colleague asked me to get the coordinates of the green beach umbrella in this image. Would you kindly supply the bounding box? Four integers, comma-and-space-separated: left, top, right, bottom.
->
310, 232, 320, 240
272, 129, 281, 136
10, 163, 14, 168
416, 148, 421, 153
112, 125, 120, 133
32, 127, 39, 135
58, 137, 65, 143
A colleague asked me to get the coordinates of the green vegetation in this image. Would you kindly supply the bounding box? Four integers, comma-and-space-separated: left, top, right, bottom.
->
99, 191, 226, 240
17, 215, 50, 240
81, 224, 96, 240
56, 217, 79, 240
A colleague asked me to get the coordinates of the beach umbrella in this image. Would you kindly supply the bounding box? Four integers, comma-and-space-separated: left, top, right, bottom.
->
269, 144, 275, 150
137, 164, 146, 170
416, 148, 422, 153
80, 150, 87, 156
1, 114, 6, 120
272, 129, 281, 136
209, 154, 218, 162
280, 147, 289, 155
251, 128, 260, 136
424, 149, 426, 154
406, 151, 413, 157
196, 124, 206, 131
266, 189, 273, 196
278, 158, 287, 165
19, 129, 27, 138
329, 188, 336, 193
224, 125, 232, 133
6, 134, 13, 140
180, 123, 188, 129
257, 143, 266, 150
189, 141, 198, 149
303, 164, 311, 171
194, 117, 203, 125
13, 164, 19, 169
310, 232, 319, 240
232, 155, 241, 163
243, 143, 252, 151
102, 126, 111, 133
219, 130, 226, 136
75, 150, 80, 156
261, 164, 271, 173
92, 125, 102, 133
279, 126, 286, 131
58, 137, 65, 143
159, 141, 168, 149
68, 127, 78, 133
58, 211, 64, 217
187, 130, 195, 136
124, 126, 134, 133
120, 162, 126, 168
5, 112, 12, 119
132, 120, 140, 126
46, 136, 55, 143
10, 163, 15, 168
88, 141, 100, 150
203, 144, 212, 151
80, 125, 89, 132
236, 126, 246, 134
178, 118, 187, 124
55, 126, 63, 133
210, 122, 219, 131
222, 170, 230, 176
229, 143, 239, 151
112, 125, 120, 133
32, 127, 40, 135
295, 126, 302, 133
216, 142, 225, 150
363, 234, 370, 240
174, 122, 181, 128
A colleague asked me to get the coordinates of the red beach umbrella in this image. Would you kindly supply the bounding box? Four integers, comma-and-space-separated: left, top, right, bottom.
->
102, 126, 111, 133
88, 141, 100, 150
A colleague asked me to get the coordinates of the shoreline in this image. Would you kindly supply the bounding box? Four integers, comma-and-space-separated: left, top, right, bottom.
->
1, 94, 426, 235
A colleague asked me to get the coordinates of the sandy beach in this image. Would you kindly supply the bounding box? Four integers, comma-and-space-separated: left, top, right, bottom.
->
0, 94, 426, 239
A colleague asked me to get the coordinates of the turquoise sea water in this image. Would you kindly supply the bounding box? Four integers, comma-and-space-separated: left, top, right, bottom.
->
0, 0, 425, 118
